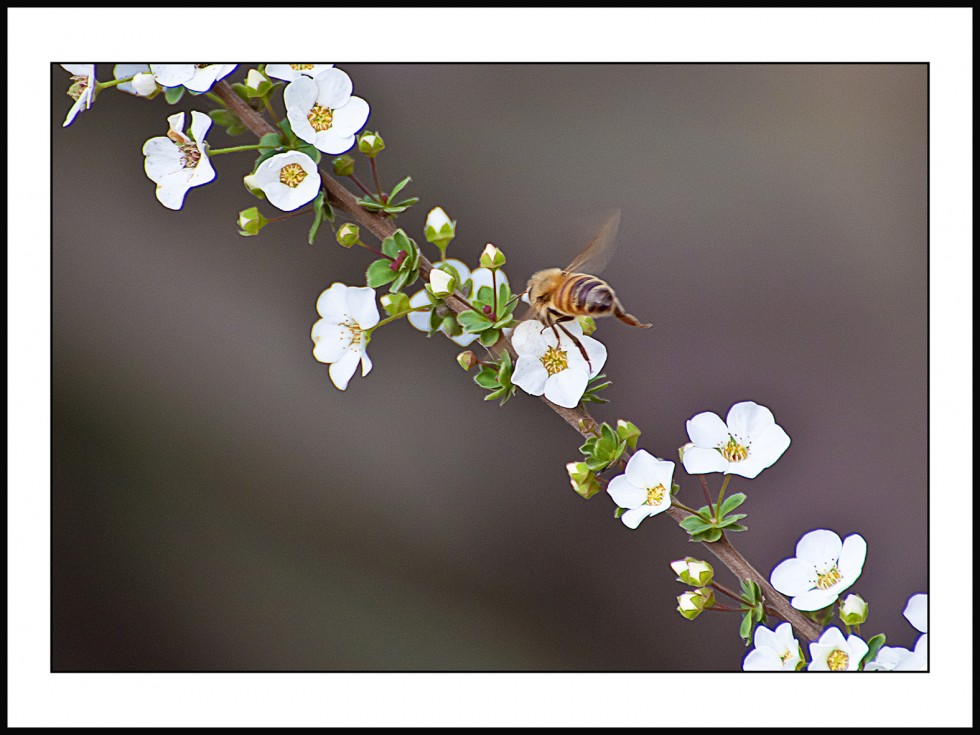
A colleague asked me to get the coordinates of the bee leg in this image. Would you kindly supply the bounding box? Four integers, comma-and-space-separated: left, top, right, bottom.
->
615, 309, 652, 329
554, 319, 593, 373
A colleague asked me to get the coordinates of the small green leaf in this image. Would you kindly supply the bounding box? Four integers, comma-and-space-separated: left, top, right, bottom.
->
388, 176, 412, 200
458, 310, 493, 333
307, 190, 326, 245
478, 328, 500, 347
716, 513, 747, 528
613, 507, 626, 519
474, 367, 499, 390
680, 516, 712, 533
366, 259, 398, 288
740, 613, 754, 645
862, 634, 887, 670
164, 86, 185, 104
277, 116, 296, 143
719, 493, 747, 516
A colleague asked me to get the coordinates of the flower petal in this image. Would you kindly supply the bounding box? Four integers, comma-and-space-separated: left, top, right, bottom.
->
686, 411, 729, 448
791, 588, 838, 612
406, 291, 432, 332
836, 534, 867, 576
742, 647, 784, 671
345, 286, 380, 329
726, 401, 775, 441
316, 283, 350, 321
770, 558, 817, 596
681, 446, 728, 475
903, 593, 927, 633
314, 67, 354, 108
577, 334, 607, 378
328, 349, 361, 390
746, 423, 791, 470
311, 321, 350, 364
620, 507, 653, 530
188, 110, 213, 143
511, 320, 548, 357
511, 357, 548, 396
796, 529, 843, 568
625, 449, 661, 489
607, 474, 646, 509
329, 96, 370, 136
360, 349, 373, 377
543, 367, 588, 408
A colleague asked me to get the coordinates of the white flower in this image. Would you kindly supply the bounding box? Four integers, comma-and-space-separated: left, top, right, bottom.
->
62, 64, 96, 127
742, 623, 803, 671
839, 593, 868, 626
511, 319, 606, 408
607, 450, 674, 529
682, 401, 791, 479
311, 283, 380, 390
142, 111, 216, 210
266, 64, 334, 82
868, 592, 928, 671
903, 593, 927, 633
284, 69, 370, 154
807, 627, 868, 671
770, 529, 867, 611
113, 64, 158, 97
252, 151, 321, 211
150, 64, 237, 92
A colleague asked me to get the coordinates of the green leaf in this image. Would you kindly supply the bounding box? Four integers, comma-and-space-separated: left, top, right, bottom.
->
691, 528, 723, 543
680, 515, 712, 533
307, 190, 326, 245
862, 634, 887, 670
615, 420, 641, 450
230, 82, 249, 101
477, 285, 494, 304
366, 259, 398, 288
740, 612, 754, 645
164, 86, 185, 104
719, 493, 747, 516
277, 116, 296, 143
458, 310, 493, 333
381, 292, 411, 317
388, 176, 412, 200
497, 280, 512, 306
474, 367, 500, 390
716, 513, 747, 528
722, 523, 748, 533
478, 328, 500, 347
614, 507, 626, 519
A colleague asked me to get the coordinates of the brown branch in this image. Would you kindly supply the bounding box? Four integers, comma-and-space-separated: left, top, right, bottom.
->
211, 81, 823, 644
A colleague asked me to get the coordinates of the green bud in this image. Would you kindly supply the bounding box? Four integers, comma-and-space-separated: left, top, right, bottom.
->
243, 174, 265, 199
332, 155, 355, 177
428, 268, 456, 297
457, 351, 479, 371
695, 587, 715, 608
615, 420, 641, 451
358, 130, 385, 158
237, 206, 268, 236
244, 69, 273, 98
424, 206, 456, 251
577, 316, 597, 336
677, 590, 707, 621
839, 594, 869, 627
566, 461, 603, 499
479, 243, 506, 270
380, 292, 411, 317
336, 223, 361, 248
670, 557, 715, 588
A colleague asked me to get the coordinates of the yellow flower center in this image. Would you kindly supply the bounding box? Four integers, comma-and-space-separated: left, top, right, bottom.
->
178, 143, 201, 169
308, 104, 334, 132
67, 75, 89, 101
826, 649, 849, 671
539, 346, 569, 376
194, 63, 211, 69
290, 64, 315, 71
721, 435, 749, 462
279, 163, 308, 188
779, 647, 796, 665
645, 484, 667, 506
816, 564, 843, 590
345, 321, 363, 348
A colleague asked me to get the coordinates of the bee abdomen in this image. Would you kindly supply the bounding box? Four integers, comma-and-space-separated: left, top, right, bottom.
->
558, 275, 614, 315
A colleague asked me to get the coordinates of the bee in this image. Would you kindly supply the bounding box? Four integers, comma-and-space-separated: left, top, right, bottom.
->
524, 210, 650, 368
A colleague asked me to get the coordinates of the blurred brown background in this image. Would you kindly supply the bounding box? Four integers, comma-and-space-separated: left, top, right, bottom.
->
52, 63, 927, 671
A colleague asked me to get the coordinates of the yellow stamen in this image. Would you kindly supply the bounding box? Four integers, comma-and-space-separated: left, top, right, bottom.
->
539, 346, 568, 376
645, 484, 667, 506
179, 143, 201, 169
290, 64, 315, 71
826, 649, 849, 671
721, 435, 749, 462
279, 163, 308, 188
308, 104, 334, 132
816, 565, 843, 590
67, 75, 89, 101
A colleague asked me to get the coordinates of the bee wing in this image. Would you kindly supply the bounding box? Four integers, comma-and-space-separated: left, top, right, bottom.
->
563, 210, 621, 275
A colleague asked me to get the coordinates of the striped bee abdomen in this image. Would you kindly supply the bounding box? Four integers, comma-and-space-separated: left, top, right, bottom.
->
556, 274, 616, 316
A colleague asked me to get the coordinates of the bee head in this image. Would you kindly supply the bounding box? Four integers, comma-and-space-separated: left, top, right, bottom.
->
525, 268, 563, 306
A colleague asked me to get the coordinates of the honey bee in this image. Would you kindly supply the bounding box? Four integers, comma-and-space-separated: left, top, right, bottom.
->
524, 211, 650, 367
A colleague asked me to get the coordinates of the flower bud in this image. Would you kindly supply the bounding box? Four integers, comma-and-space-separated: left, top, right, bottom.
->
245, 69, 272, 97
132, 72, 159, 97
479, 243, 506, 269
428, 268, 456, 297
243, 174, 265, 199
332, 155, 355, 177
424, 206, 456, 250
237, 206, 268, 236
577, 316, 597, 336
358, 130, 385, 158
677, 590, 706, 621
380, 292, 411, 317
457, 351, 479, 371
336, 223, 360, 248
670, 557, 715, 588
566, 461, 603, 499
839, 594, 869, 626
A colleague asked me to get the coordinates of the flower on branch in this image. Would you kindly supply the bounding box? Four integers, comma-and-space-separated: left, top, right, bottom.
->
607, 450, 674, 528
150, 64, 237, 93
284, 69, 370, 155
682, 400, 791, 479
865, 592, 928, 671
742, 622, 803, 671
266, 64, 335, 82
511, 319, 606, 408
113, 64, 159, 97
807, 627, 868, 671
62, 64, 96, 127
142, 111, 216, 210
311, 283, 380, 390
770, 529, 867, 611
252, 151, 321, 212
